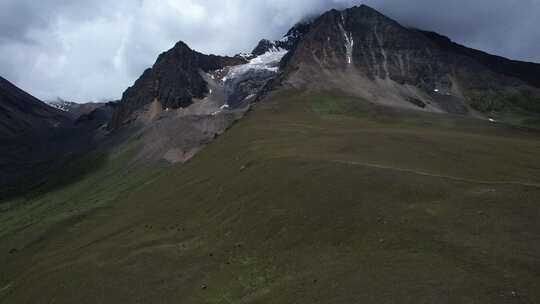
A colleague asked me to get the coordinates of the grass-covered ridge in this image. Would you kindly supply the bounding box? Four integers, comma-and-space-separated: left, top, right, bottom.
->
1, 91, 540, 303
467, 88, 540, 128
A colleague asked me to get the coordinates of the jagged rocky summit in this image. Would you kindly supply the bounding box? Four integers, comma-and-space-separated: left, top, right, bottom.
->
110, 4, 540, 131
109, 22, 312, 130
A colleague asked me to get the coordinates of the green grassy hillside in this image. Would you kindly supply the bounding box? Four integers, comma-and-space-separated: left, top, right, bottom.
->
2, 91, 540, 303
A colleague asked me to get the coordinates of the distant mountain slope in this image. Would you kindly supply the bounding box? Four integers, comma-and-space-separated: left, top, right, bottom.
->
0, 77, 111, 196
0, 77, 69, 139
0, 77, 71, 192
47, 99, 110, 120
420, 30, 540, 88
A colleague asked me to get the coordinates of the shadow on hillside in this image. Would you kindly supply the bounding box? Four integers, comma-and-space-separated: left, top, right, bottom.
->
0, 149, 108, 205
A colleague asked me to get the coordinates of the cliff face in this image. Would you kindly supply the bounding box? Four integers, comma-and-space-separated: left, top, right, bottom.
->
110, 42, 246, 129
283, 6, 470, 88
280, 5, 540, 114
251, 22, 312, 57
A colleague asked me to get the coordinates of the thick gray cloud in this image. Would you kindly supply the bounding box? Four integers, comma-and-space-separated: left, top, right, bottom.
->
0, 0, 538, 102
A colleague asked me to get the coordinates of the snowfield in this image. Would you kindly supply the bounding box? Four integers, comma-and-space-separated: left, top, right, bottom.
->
222, 49, 288, 83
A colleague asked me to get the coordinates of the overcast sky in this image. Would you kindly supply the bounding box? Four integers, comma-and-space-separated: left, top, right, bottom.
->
1, 0, 538, 102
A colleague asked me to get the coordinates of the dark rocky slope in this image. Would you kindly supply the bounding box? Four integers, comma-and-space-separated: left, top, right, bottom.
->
110, 42, 246, 129
75, 101, 118, 128
421, 30, 540, 89
0, 77, 69, 139
0, 77, 112, 197
278, 5, 540, 115
0, 77, 70, 193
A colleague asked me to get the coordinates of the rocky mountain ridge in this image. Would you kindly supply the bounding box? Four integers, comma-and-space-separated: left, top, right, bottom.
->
251, 21, 312, 56
109, 42, 247, 129
108, 20, 316, 132
278, 5, 540, 115
110, 4, 540, 133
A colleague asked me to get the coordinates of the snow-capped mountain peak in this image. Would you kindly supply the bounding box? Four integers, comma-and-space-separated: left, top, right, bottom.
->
47, 98, 74, 112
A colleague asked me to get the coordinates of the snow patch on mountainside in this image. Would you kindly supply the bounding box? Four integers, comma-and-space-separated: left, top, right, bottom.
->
223, 49, 288, 83
47, 99, 73, 112
339, 13, 354, 65
203, 48, 289, 109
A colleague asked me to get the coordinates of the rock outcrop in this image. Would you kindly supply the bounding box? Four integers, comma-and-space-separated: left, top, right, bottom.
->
251, 22, 312, 57
110, 42, 246, 129
75, 101, 118, 128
